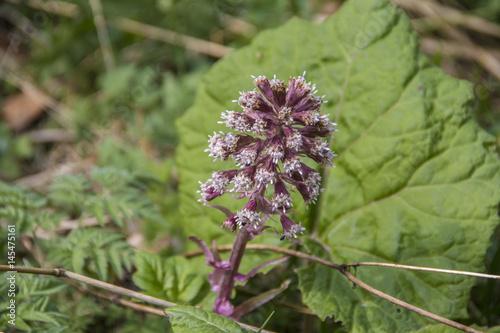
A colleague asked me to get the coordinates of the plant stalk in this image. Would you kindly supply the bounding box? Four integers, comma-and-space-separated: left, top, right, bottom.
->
215, 226, 250, 315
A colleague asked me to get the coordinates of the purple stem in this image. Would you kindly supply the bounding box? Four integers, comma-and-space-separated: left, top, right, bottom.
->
214, 226, 250, 314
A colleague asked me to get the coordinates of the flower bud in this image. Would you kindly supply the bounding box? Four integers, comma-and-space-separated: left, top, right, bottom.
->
280, 214, 305, 240
236, 199, 261, 228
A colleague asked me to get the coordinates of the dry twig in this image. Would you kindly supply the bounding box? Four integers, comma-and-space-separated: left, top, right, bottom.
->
0, 265, 276, 333
392, 0, 500, 82
421, 37, 500, 81
88, 0, 115, 72
344, 261, 500, 280
112, 17, 233, 58
66, 279, 166, 317
393, 0, 500, 39
29, 129, 75, 143
14, 159, 94, 191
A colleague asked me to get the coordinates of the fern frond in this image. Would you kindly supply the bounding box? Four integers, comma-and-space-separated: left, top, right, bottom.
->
47, 228, 133, 281
0, 181, 58, 233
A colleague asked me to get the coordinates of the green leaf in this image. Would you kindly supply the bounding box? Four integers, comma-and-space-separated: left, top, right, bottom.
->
109, 247, 125, 279
93, 248, 109, 282
410, 325, 460, 333
48, 173, 88, 212
411, 325, 500, 333
0, 182, 51, 233
42, 327, 68, 333
133, 251, 208, 304
71, 248, 85, 275
99, 64, 138, 101
105, 197, 124, 227
0, 272, 68, 332
133, 251, 167, 298
166, 305, 245, 333
175, 0, 500, 331
87, 198, 106, 226
15, 317, 32, 331
48, 228, 132, 281
296, 238, 350, 322
19, 310, 63, 326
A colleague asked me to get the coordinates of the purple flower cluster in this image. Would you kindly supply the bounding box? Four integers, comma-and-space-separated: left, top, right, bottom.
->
199, 73, 337, 240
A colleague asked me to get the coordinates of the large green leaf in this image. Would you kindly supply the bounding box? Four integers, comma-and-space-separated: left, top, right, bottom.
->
175, 0, 500, 331
166, 305, 246, 333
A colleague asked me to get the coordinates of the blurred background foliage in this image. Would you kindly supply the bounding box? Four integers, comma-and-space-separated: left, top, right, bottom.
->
0, 0, 499, 332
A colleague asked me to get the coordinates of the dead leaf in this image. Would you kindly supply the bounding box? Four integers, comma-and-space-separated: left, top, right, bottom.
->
2, 91, 46, 131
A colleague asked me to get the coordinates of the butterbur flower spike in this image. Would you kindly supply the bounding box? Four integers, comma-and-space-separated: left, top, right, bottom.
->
197, 73, 337, 319
199, 72, 337, 239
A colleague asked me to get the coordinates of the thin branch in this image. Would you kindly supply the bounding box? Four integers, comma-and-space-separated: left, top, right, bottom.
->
66, 279, 166, 316
0, 265, 275, 333
184, 244, 233, 257
344, 262, 500, 280
112, 17, 233, 58
88, 0, 115, 72
235, 286, 315, 315
0, 265, 176, 308
341, 270, 482, 333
